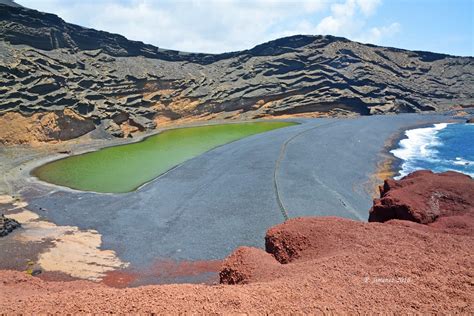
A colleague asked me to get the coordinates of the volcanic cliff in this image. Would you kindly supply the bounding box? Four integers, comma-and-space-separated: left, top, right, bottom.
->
1, 3, 474, 144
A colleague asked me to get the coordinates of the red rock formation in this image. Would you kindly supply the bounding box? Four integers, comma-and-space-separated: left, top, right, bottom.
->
219, 247, 281, 284
221, 170, 474, 289
369, 170, 474, 225
1, 170, 473, 313
2, 213, 473, 313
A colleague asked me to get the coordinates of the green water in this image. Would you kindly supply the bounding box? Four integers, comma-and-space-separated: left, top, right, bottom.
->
34, 121, 296, 193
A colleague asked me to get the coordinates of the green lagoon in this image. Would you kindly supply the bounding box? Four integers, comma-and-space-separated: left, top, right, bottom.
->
33, 121, 296, 193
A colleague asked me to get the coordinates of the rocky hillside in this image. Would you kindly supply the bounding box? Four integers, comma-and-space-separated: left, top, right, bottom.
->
0, 3, 473, 143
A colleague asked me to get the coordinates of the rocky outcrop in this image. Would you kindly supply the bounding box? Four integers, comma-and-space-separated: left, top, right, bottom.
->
0, 214, 21, 237
0, 4, 473, 144
467, 117, 474, 123
221, 170, 474, 286
0, 109, 95, 144
369, 170, 474, 225
219, 246, 281, 284
216, 214, 473, 313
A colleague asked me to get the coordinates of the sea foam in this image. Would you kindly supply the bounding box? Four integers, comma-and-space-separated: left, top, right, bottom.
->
391, 122, 474, 179
391, 123, 449, 179
453, 157, 474, 166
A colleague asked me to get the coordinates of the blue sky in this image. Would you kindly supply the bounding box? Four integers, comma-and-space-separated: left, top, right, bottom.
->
17, 0, 473, 56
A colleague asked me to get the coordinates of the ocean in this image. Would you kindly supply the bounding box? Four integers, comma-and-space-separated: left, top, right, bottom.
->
391, 122, 474, 179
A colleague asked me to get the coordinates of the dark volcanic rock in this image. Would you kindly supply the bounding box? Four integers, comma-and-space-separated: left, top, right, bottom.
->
0, 5, 211, 62
467, 117, 474, 123
0, 0, 21, 8
369, 170, 474, 224
0, 4, 473, 142
0, 214, 21, 237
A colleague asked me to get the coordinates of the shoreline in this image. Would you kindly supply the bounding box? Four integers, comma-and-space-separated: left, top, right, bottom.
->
1, 117, 302, 197
31, 120, 299, 194
0, 113, 466, 285
1, 174, 473, 314
371, 117, 470, 195
0, 117, 307, 283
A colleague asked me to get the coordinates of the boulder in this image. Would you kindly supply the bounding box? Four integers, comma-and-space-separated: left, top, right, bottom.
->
369, 170, 474, 224
0, 214, 21, 237
219, 246, 280, 284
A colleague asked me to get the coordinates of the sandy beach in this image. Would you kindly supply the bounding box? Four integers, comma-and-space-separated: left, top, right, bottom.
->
0, 112, 464, 285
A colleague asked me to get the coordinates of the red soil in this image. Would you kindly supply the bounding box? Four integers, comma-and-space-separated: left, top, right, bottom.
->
0, 170, 473, 313
102, 259, 222, 288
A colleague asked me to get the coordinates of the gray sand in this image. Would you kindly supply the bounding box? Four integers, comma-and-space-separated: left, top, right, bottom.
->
0, 113, 453, 280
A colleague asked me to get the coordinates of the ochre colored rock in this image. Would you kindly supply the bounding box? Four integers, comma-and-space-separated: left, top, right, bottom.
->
0, 109, 95, 145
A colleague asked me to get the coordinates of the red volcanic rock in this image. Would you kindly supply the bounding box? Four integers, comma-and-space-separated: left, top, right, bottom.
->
218, 216, 473, 313
2, 217, 474, 313
1, 170, 474, 313
219, 246, 281, 284
265, 224, 311, 264
264, 217, 369, 264
369, 170, 474, 226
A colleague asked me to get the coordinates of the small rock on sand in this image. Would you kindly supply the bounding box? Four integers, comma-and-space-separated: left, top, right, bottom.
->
0, 214, 21, 237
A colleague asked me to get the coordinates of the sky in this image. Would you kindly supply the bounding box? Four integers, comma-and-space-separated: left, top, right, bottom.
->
16, 0, 474, 56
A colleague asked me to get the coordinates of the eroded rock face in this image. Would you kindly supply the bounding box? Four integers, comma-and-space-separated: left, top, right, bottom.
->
369, 170, 474, 224
1, 4, 473, 144
220, 214, 473, 289
265, 222, 312, 264
0, 109, 95, 144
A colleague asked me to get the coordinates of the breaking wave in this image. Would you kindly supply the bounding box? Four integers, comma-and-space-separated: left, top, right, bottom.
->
391, 123, 474, 179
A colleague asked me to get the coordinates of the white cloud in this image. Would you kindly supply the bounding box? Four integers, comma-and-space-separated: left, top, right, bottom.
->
16, 0, 400, 52
357, 22, 401, 44
313, 0, 399, 44
356, 0, 381, 16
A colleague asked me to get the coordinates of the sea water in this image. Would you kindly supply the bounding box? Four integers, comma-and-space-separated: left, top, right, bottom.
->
391, 122, 474, 179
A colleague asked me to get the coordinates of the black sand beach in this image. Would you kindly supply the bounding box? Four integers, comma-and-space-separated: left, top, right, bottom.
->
0, 113, 462, 284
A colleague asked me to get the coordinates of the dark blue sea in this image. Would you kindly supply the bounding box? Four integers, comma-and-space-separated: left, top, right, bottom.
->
391, 123, 474, 179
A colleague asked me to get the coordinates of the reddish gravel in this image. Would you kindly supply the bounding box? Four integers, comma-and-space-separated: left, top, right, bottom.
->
0, 170, 473, 313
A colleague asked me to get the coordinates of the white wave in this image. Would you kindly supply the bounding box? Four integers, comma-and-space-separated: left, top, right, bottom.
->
391, 123, 449, 179
453, 157, 474, 166
391, 123, 448, 161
